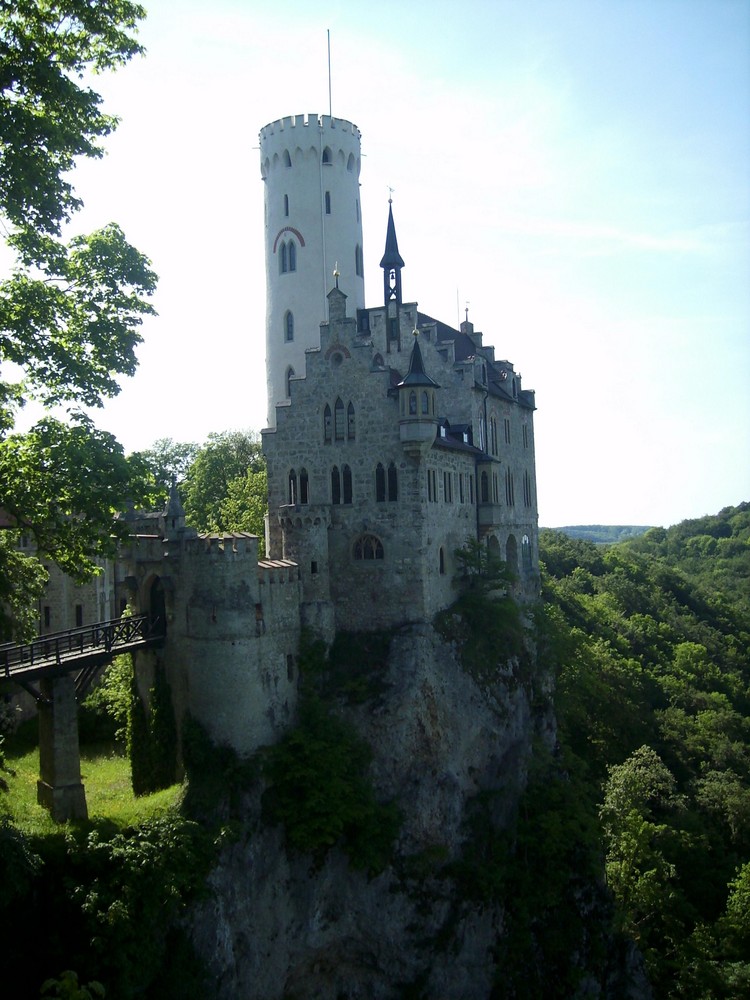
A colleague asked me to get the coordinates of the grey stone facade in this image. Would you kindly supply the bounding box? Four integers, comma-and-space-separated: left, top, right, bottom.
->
263, 278, 539, 638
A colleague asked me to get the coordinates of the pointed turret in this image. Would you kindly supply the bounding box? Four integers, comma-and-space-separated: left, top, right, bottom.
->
397, 331, 440, 447
380, 199, 404, 308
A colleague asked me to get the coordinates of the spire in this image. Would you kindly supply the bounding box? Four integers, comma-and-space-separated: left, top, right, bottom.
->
380, 197, 404, 307
397, 331, 440, 389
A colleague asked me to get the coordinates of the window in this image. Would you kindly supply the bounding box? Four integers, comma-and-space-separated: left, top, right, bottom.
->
283, 149, 291, 167
505, 469, 515, 506
334, 397, 345, 440
355, 244, 363, 277
299, 468, 309, 504
480, 470, 489, 503
331, 466, 341, 504
284, 194, 289, 216
409, 391, 417, 415
354, 534, 384, 560
443, 471, 452, 503
75, 604, 83, 627
285, 366, 294, 396
490, 416, 498, 456
323, 404, 332, 443
427, 468, 438, 502
387, 462, 398, 501
523, 424, 529, 448
459, 474, 464, 504
504, 418, 511, 444
348, 154, 356, 173
493, 473, 499, 503
342, 464, 352, 504
469, 476, 474, 504
355, 198, 360, 220
375, 463, 386, 502
279, 242, 287, 273
325, 191, 331, 214
347, 401, 356, 440
322, 146, 332, 164
288, 240, 296, 271
439, 547, 445, 575
522, 534, 533, 571
44, 606, 50, 628
284, 311, 294, 342
421, 391, 429, 415
288, 469, 297, 505
523, 470, 533, 507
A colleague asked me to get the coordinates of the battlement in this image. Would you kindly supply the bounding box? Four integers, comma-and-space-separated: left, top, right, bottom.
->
182, 532, 260, 560
258, 559, 299, 588
259, 114, 360, 141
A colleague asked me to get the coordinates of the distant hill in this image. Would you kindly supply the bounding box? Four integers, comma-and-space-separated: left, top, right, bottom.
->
547, 524, 654, 544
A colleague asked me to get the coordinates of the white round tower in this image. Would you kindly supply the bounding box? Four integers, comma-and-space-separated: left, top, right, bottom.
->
260, 113, 365, 425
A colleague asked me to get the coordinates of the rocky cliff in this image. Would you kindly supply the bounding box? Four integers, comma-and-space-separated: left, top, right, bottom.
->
185, 611, 642, 998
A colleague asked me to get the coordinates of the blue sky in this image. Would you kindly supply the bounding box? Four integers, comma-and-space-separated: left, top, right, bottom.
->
42, 0, 749, 527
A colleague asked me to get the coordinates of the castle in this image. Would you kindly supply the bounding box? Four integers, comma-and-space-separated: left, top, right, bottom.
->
19, 113, 540, 760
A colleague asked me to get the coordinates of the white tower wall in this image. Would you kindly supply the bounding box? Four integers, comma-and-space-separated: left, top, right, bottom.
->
260, 113, 365, 425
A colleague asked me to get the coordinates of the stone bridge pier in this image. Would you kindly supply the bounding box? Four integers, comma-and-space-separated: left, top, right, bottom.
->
36, 675, 88, 822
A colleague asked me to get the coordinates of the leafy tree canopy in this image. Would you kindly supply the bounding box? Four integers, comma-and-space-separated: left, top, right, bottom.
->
182, 430, 266, 537
0, 1, 156, 638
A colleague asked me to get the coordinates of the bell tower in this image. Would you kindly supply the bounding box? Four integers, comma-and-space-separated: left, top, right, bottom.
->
260, 114, 365, 426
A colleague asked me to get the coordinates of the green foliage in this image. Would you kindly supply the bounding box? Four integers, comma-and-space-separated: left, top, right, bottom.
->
80, 654, 133, 745
41, 970, 105, 999
183, 429, 265, 533
0, 534, 47, 641
134, 437, 199, 508
181, 713, 259, 822
126, 662, 177, 796
435, 586, 526, 689
263, 694, 400, 873
540, 505, 750, 997
314, 629, 393, 704
0, 0, 156, 636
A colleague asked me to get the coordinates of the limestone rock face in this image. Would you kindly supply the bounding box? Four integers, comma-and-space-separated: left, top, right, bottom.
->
187, 622, 551, 999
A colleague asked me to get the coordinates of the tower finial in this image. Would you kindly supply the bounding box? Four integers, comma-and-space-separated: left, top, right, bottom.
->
333, 261, 340, 288
380, 198, 405, 308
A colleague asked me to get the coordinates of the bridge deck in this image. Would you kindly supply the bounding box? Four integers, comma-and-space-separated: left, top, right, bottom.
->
0, 615, 163, 684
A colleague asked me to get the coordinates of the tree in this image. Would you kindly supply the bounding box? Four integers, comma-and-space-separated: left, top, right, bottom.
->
137, 437, 199, 507
0, 1, 156, 638
183, 430, 265, 532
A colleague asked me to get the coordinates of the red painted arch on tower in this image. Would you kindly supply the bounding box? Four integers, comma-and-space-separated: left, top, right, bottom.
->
273, 227, 306, 253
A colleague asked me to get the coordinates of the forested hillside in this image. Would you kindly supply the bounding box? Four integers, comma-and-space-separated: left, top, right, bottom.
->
539, 501, 750, 997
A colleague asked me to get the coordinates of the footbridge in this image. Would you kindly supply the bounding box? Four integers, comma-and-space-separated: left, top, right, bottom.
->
1, 615, 164, 822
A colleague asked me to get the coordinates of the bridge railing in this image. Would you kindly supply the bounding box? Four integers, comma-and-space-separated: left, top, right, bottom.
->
0, 614, 161, 679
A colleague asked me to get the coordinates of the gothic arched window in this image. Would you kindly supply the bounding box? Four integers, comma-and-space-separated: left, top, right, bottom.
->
325, 190, 331, 214
284, 311, 294, 342
288, 240, 296, 271
283, 194, 289, 217
279, 242, 287, 274
409, 391, 417, 415
347, 401, 356, 440
334, 397, 345, 440
288, 469, 297, 506
322, 146, 332, 164
331, 466, 341, 505
299, 468, 309, 505
421, 391, 429, 415
342, 464, 352, 504
323, 404, 332, 444
354, 534, 384, 561
285, 366, 295, 397
283, 149, 291, 167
